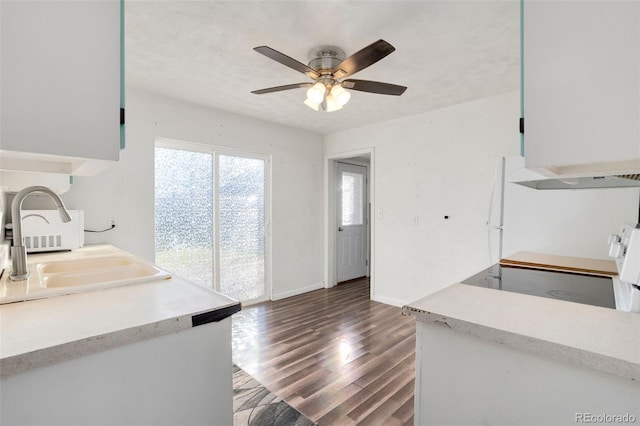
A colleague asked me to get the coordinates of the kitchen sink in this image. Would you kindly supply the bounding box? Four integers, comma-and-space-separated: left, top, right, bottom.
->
42, 263, 164, 288
38, 256, 137, 274
0, 255, 172, 304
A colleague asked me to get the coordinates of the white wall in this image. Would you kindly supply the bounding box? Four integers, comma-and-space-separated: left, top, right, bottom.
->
325, 92, 522, 306
61, 88, 325, 300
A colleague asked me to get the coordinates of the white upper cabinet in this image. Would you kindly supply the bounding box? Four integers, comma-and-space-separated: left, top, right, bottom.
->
0, 0, 122, 176
523, 1, 640, 177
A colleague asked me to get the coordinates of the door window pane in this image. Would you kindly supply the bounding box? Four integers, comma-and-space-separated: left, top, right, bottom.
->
155, 147, 213, 288
219, 155, 265, 301
341, 171, 364, 226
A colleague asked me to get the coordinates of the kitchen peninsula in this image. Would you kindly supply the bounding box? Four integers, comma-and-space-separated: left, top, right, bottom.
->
403, 257, 640, 425
0, 244, 240, 426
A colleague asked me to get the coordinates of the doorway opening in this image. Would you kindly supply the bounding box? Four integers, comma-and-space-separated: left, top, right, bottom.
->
154, 138, 271, 305
325, 149, 374, 296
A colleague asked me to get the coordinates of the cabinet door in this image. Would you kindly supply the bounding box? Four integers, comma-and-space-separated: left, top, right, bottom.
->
1, 1, 121, 162
523, 1, 640, 176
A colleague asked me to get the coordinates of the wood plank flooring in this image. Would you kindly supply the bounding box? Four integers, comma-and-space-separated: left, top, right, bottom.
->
232, 278, 416, 425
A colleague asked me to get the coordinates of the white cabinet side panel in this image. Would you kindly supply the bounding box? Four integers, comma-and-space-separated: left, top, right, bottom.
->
415, 321, 640, 426
0, 319, 233, 426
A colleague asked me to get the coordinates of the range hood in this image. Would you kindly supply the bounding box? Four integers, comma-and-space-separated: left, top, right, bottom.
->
508, 157, 640, 190
514, 173, 640, 190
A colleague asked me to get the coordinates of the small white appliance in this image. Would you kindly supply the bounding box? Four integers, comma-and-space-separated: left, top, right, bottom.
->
608, 223, 640, 312
11, 210, 84, 253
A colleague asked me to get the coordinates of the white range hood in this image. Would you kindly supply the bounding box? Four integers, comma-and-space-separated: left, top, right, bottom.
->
508, 157, 640, 190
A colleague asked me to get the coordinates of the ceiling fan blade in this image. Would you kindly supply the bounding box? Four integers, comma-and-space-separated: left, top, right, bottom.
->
333, 40, 396, 79
251, 83, 313, 95
254, 46, 319, 79
342, 79, 407, 96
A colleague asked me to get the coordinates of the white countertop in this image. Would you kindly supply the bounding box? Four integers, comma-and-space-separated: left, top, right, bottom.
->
0, 244, 240, 378
403, 283, 640, 381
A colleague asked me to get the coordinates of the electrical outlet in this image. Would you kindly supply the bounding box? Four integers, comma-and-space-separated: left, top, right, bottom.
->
109, 217, 116, 227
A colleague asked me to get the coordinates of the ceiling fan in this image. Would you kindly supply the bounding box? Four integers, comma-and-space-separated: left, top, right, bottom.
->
251, 39, 407, 112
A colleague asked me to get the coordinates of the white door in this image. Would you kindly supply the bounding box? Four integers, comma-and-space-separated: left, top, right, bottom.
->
336, 162, 367, 282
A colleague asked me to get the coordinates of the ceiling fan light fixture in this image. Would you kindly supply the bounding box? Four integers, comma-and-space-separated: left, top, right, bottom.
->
324, 93, 343, 113
330, 84, 351, 106
306, 82, 326, 104
304, 97, 320, 111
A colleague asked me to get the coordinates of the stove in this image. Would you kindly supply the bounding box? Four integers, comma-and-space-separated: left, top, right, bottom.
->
463, 222, 640, 312
461, 264, 616, 309
608, 222, 640, 312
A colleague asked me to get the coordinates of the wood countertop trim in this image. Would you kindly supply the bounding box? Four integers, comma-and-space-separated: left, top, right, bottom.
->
500, 251, 618, 277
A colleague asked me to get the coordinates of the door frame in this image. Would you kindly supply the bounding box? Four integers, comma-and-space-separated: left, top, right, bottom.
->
324, 148, 375, 299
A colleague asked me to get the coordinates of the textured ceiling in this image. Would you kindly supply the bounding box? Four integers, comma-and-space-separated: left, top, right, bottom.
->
126, 1, 519, 135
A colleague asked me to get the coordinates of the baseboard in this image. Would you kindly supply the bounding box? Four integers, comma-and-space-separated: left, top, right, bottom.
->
272, 282, 325, 301
372, 294, 407, 308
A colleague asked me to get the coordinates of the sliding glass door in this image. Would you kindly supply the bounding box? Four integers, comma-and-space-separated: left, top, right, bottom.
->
154, 147, 214, 288
218, 154, 266, 301
154, 140, 270, 304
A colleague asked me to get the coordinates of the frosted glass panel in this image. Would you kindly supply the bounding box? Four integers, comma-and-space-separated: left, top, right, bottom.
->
341, 171, 364, 226
219, 155, 265, 301
155, 147, 213, 288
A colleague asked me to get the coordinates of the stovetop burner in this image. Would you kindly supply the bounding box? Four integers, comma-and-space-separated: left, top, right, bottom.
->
461, 264, 615, 309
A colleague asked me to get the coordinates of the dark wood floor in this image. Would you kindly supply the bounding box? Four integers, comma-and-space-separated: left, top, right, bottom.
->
232, 277, 416, 426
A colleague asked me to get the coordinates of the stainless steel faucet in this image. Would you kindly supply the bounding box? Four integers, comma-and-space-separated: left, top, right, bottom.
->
10, 186, 72, 281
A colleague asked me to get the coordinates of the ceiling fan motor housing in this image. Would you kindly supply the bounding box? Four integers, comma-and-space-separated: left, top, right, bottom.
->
308, 46, 345, 74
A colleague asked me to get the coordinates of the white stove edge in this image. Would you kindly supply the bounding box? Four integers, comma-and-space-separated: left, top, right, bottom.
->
613, 277, 640, 313
608, 223, 640, 313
